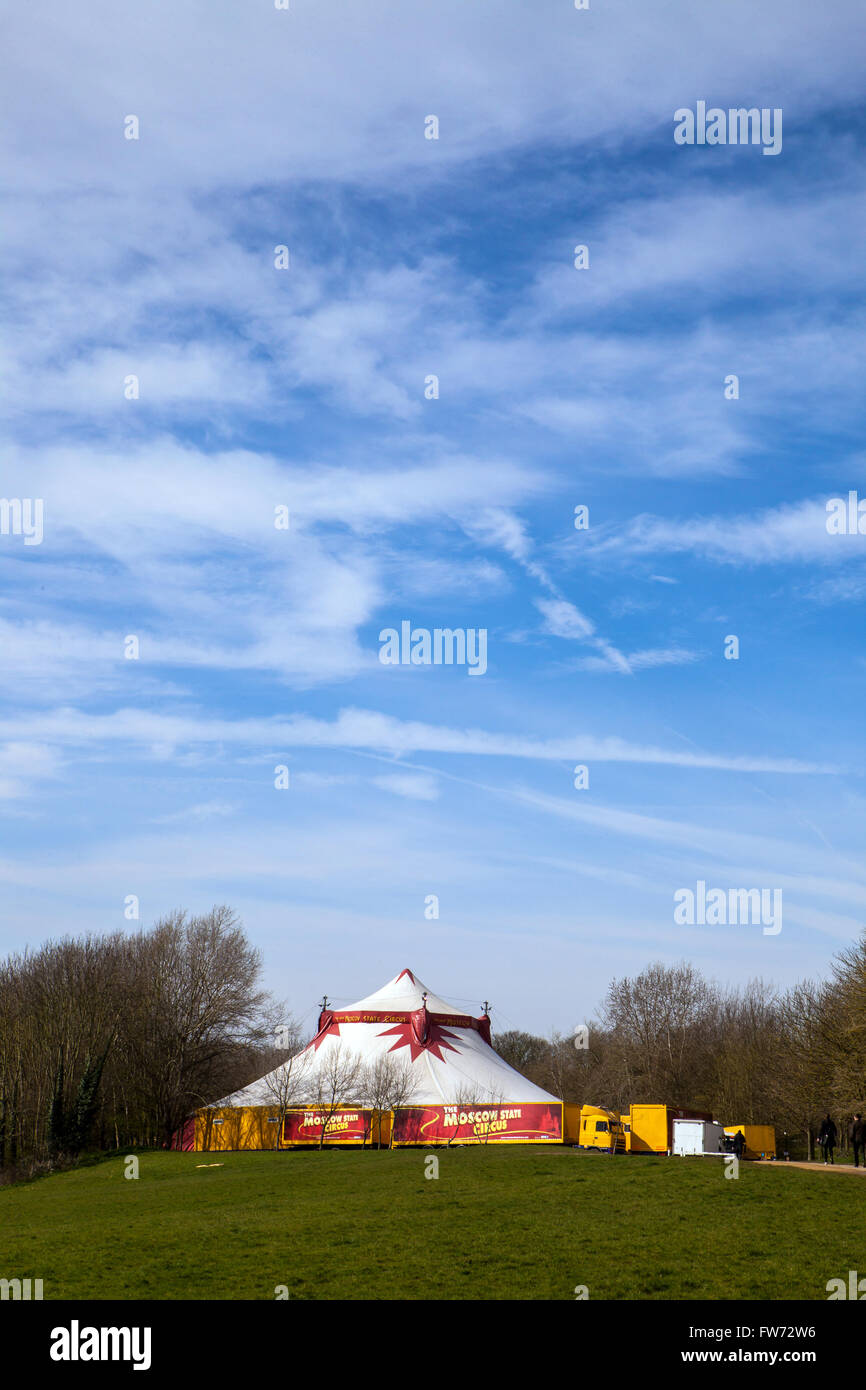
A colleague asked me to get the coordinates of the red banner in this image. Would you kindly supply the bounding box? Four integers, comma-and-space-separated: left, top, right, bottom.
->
392, 1102, 562, 1145
325, 1010, 487, 1030
282, 1109, 373, 1145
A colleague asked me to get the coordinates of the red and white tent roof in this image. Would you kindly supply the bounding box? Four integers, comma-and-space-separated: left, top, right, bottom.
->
221, 968, 559, 1107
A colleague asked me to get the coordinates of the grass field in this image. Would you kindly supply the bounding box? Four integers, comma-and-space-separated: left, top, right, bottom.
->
1, 1147, 861, 1300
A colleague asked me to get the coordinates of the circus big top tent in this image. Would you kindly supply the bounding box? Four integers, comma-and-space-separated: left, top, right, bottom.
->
190, 968, 562, 1149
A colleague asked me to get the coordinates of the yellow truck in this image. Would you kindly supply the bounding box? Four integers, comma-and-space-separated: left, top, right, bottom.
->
567, 1104, 626, 1153
724, 1124, 776, 1160
628, 1104, 713, 1154
620, 1113, 631, 1152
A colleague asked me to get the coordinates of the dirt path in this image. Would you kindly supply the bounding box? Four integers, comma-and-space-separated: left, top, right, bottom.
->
763, 1160, 866, 1175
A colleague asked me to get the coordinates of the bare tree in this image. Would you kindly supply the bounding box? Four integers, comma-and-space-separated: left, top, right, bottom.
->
258, 1026, 310, 1150
602, 961, 716, 1106
492, 1030, 549, 1074
359, 1054, 418, 1149
119, 906, 272, 1147
776, 980, 836, 1160
709, 979, 781, 1126
477, 1087, 507, 1145
441, 1083, 497, 1148
311, 1046, 362, 1150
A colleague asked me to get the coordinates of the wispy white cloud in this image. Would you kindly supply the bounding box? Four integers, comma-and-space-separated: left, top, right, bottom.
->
0, 706, 834, 776
586, 498, 866, 566
2, 0, 864, 1017
535, 598, 595, 641
535, 597, 634, 675
7, 1, 861, 193
371, 772, 440, 801
507, 786, 866, 896
0, 742, 61, 800
572, 647, 701, 674
151, 801, 237, 824
0, 442, 545, 692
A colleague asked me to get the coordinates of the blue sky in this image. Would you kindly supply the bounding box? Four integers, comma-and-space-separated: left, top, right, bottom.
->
2, 0, 865, 1034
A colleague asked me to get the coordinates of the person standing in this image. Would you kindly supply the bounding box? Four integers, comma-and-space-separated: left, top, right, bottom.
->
849, 1113, 865, 1168
818, 1113, 837, 1164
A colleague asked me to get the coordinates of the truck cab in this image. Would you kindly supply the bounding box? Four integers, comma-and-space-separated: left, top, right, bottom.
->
579, 1105, 626, 1153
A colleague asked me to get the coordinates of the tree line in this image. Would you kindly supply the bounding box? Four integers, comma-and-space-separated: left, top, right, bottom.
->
1, 907, 863, 1178
0, 907, 278, 1180
493, 938, 866, 1160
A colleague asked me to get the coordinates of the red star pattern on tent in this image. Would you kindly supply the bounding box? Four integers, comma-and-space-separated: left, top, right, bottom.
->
377, 1018, 461, 1063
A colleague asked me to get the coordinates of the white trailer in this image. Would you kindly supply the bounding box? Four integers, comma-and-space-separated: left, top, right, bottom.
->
672, 1118, 726, 1156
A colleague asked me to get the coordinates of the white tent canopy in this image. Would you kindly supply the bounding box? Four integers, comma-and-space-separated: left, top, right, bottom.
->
220, 968, 559, 1107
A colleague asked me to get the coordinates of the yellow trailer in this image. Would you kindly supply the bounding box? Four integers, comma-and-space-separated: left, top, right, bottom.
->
563, 1102, 582, 1144
724, 1124, 776, 1160
628, 1104, 713, 1154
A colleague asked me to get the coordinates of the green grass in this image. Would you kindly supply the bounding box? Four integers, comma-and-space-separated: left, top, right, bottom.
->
0, 1147, 861, 1300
